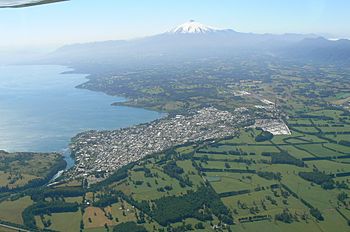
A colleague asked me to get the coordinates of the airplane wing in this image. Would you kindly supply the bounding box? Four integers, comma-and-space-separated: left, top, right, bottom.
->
0, 0, 68, 8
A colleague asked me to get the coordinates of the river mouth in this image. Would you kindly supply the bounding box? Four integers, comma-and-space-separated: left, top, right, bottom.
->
62, 148, 75, 170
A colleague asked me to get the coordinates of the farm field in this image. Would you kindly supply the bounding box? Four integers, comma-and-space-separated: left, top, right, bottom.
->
0, 62, 349, 232
0, 196, 33, 224
0, 151, 66, 190
28, 119, 350, 231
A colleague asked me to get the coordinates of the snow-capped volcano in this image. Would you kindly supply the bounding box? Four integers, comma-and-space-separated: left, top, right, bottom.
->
168, 20, 219, 34
52, 21, 329, 65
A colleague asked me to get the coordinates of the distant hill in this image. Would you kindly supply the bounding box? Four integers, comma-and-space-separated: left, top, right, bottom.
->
280, 37, 350, 64
46, 21, 350, 65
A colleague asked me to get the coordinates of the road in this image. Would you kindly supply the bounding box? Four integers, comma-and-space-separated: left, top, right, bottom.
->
0, 223, 31, 232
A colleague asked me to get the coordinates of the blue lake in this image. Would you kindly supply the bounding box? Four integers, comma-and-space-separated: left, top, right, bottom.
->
0, 65, 163, 160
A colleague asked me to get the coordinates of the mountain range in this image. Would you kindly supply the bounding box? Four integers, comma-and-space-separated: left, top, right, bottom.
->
48, 21, 350, 65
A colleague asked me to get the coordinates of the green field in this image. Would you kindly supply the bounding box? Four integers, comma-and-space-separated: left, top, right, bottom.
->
1, 61, 350, 232
29, 123, 347, 231
0, 197, 33, 224
0, 151, 66, 190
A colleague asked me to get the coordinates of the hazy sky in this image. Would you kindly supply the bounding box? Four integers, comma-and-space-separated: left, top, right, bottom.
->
1, 0, 349, 50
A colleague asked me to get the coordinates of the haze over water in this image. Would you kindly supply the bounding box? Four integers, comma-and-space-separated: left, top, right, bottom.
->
0, 65, 163, 153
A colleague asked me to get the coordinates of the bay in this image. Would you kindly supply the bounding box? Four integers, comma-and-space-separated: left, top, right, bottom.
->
0, 65, 163, 167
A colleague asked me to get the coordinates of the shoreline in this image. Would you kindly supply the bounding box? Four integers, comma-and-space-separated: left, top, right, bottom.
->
0, 64, 166, 182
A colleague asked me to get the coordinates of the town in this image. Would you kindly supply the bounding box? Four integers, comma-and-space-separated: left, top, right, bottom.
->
68, 107, 253, 182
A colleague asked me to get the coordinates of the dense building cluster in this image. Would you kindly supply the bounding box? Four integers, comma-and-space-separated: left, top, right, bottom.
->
68, 107, 251, 180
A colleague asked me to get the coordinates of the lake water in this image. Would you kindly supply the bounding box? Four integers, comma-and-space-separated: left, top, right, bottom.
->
0, 65, 163, 167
